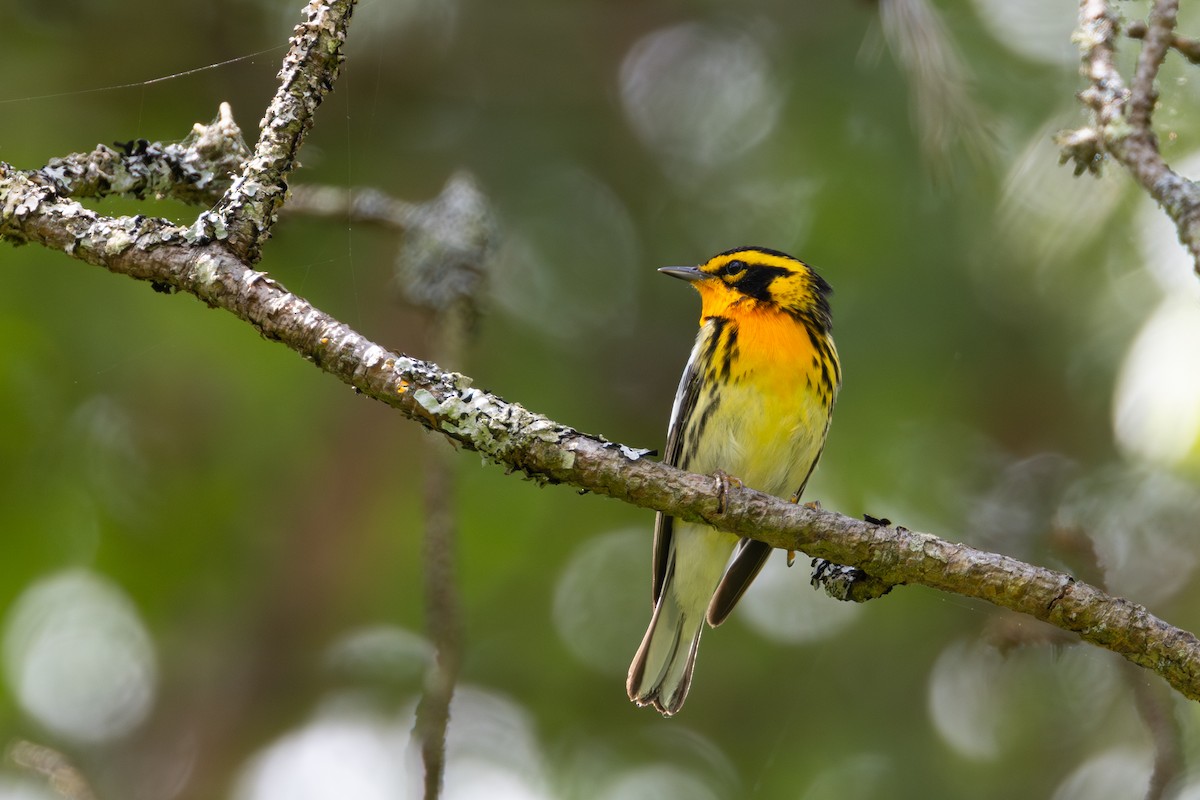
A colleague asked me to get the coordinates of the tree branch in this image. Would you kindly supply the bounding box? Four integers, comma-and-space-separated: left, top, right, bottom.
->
1063, 0, 1200, 274
34, 102, 248, 206
4, 155, 1200, 702
199, 0, 356, 263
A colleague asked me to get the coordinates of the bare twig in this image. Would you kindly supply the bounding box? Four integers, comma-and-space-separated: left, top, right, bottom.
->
413, 435, 462, 800
23, 102, 429, 244
1128, 0, 1178, 129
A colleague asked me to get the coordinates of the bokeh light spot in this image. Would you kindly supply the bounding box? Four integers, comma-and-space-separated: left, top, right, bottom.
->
232, 710, 409, 800
597, 764, 721, 800
1113, 297, 1200, 467
972, 0, 1077, 65
0, 777, 59, 800
1051, 748, 1152, 800
619, 22, 780, 175
552, 529, 646, 675
927, 639, 1003, 760
233, 686, 550, 800
736, 555, 861, 644
491, 166, 639, 340
2, 569, 157, 744
323, 624, 434, 687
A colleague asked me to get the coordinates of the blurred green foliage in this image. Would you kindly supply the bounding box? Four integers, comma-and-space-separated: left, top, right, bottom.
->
3, 0, 1200, 798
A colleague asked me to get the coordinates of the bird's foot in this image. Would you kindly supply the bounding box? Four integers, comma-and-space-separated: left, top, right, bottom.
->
712, 469, 743, 514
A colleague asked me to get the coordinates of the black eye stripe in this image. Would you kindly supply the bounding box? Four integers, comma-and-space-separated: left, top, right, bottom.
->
718, 260, 747, 277
730, 265, 791, 300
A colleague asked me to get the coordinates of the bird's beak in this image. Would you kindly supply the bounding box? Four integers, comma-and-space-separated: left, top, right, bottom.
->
658, 266, 705, 282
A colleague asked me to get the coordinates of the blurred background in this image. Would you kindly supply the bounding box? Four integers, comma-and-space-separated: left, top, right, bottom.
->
4, 0, 1200, 798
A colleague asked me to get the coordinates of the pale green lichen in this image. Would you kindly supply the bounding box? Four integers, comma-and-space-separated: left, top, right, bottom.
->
104, 229, 135, 256
412, 388, 442, 415
194, 253, 220, 286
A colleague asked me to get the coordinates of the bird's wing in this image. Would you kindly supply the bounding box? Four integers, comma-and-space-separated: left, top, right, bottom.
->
706, 539, 771, 626
651, 346, 703, 604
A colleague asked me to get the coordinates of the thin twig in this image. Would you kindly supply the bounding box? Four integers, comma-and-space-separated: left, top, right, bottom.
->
1128, 0, 1179, 129
1127, 19, 1200, 65
413, 425, 463, 800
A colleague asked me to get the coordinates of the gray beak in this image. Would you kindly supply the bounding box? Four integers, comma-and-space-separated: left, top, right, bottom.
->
658, 266, 705, 282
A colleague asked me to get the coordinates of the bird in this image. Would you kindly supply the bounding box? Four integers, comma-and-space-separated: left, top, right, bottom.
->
626, 246, 840, 716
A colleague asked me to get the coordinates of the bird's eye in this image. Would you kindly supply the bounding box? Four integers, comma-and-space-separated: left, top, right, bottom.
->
718, 260, 747, 278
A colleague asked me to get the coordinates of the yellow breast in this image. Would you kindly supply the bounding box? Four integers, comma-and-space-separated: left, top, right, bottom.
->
681, 303, 837, 498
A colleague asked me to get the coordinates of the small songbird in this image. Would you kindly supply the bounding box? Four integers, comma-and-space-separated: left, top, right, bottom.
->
627, 246, 840, 715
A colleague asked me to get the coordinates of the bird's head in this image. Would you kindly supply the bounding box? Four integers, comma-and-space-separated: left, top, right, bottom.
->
659, 246, 833, 330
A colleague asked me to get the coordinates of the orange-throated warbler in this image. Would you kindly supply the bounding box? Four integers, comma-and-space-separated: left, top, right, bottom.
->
627, 246, 840, 715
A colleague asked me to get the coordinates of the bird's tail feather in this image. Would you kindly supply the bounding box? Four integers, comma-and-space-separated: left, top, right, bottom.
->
627, 594, 704, 716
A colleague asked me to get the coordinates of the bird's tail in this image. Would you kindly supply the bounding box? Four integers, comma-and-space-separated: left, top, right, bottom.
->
626, 593, 704, 716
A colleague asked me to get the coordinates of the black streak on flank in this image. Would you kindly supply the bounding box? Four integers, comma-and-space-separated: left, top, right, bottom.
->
701, 316, 729, 382
680, 391, 720, 470
719, 325, 739, 382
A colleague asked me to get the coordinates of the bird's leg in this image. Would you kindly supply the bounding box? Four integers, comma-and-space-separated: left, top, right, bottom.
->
712, 469, 743, 514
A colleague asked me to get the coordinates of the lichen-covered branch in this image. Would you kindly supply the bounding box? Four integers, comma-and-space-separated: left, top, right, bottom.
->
199, 0, 357, 262
23, 100, 428, 238
4, 158, 1200, 704
34, 102, 248, 206
1063, 0, 1200, 274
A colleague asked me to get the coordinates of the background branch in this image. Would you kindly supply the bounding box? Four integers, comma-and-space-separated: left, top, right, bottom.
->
1063, 0, 1200, 273
403, 175, 496, 800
